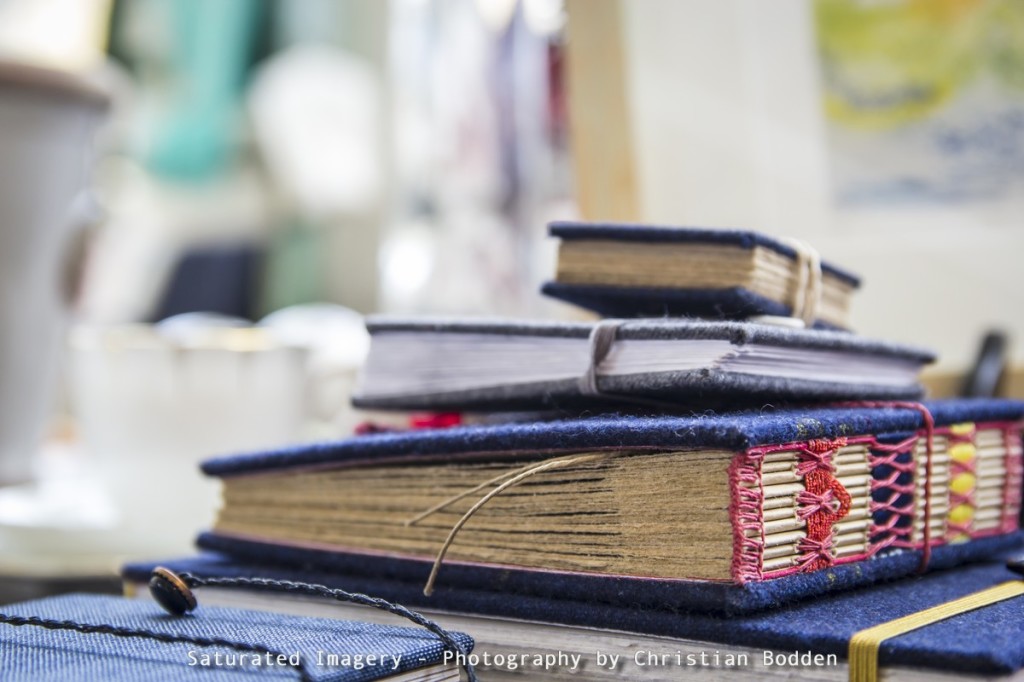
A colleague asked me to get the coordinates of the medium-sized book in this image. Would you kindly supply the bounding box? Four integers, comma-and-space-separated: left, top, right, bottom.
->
123, 553, 1024, 681
541, 222, 861, 328
351, 318, 934, 411
0, 593, 471, 681
196, 399, 1024, 614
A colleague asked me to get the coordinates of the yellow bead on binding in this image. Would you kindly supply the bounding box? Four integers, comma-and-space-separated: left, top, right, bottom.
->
948, 503, 974, 526
950, 472, 977, 496
949, 442, 976, 464
949, 422, 976, 436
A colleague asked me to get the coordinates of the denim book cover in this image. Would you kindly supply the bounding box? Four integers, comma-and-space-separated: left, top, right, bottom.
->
197, 399, 1024, 614
124, 555, 1024, 676
0, 594, 472, 681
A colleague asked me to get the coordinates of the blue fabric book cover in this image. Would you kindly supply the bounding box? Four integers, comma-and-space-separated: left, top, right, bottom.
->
542, 222, 860, 328
123, 554, 1024, 677
196, 399, 1024, 614
0, 594, 472, 681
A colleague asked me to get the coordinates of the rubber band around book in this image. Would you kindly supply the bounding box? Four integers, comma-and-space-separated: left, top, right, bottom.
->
577, 320, 699, 410
779, 236, 823, 326
0, 569, 478, 682
847, 577, 1024, 682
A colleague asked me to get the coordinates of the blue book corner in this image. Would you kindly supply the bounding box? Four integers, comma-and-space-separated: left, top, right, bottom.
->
0, 594, 472, 681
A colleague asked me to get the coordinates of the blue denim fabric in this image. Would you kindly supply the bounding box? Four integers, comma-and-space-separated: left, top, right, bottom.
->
0, 594, 471, 681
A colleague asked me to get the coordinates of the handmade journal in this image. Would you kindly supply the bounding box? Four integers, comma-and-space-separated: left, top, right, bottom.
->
541, 222, 860, 328
351, 318, 934, 411
194, 399, 1023, 614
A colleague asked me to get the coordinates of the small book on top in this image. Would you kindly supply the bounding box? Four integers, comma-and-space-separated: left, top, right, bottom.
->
350, 317, 934, 411
192, 399, 1023, 615
540, 221, 860, 328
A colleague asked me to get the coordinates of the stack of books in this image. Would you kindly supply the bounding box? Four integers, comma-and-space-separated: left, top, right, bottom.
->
125, 223, 1024, 681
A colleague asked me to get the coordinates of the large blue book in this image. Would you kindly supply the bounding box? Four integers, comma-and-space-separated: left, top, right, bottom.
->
195, 399, 1024, 614
0, 593, 472, 681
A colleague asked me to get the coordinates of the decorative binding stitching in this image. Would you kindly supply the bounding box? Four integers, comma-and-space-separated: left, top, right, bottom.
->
730, 451, 765, 584
736, 420, 1023, 583
796, 438, 851, 572
1002, 423, 1024, 533
866, 434, 918, 553
946, 424, 978, 542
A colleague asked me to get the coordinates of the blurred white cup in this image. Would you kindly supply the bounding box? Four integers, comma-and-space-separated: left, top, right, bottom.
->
68, 323, 308, 553
0, 60, 107, 485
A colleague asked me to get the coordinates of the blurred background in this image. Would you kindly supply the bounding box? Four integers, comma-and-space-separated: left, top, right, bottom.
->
1, 0, 1023, 595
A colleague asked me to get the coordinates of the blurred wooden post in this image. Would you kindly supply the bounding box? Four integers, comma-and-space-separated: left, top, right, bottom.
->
565, 0, 639, 221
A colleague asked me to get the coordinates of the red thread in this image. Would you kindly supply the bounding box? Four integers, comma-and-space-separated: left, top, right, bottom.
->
410, 413, 463, 430
796, 441, 852, 572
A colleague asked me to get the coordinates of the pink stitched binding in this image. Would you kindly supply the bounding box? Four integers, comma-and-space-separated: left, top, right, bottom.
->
866, 434, 917, 553
1002, 423, 1024, 533
729, 451, 765, 584
742, 419, 1023, 582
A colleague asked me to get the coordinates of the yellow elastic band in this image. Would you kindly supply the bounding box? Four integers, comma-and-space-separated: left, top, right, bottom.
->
849, 580, 1024, 682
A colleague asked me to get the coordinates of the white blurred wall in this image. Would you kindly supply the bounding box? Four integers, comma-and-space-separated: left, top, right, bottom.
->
611, 0, 1024, 370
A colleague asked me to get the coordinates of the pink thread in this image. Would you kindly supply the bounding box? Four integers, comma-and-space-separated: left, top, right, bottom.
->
796, 535, 834, 569
865, 434, 917, 554
794, 448, 835, 477
1001, 423, 1024, 533
835, 402, 935, 573
729, 452, 765, 584
740, 419, 1022, 583
796, 489, 837, 518
794, 438, 851, 572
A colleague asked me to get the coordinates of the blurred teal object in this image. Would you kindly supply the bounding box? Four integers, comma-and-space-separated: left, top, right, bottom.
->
144, 0, 265, 180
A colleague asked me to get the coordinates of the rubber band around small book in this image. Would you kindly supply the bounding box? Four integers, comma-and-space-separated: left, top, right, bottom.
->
848, 578, 1024, 682
578, 320, 693, 411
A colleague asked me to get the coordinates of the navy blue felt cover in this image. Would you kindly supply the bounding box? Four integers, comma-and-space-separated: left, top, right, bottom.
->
0, 593, 472, 681
123, 552, 1024, 675
202, 399, 1023, 477
541, 281, 847, 328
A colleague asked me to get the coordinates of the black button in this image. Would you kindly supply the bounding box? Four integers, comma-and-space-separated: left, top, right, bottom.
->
149, 567, 197, 616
